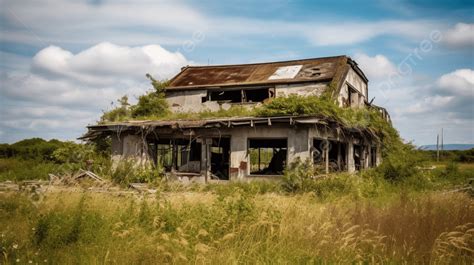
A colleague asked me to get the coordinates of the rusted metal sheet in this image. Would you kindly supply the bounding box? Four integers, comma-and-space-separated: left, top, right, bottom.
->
166, 56, 349, 90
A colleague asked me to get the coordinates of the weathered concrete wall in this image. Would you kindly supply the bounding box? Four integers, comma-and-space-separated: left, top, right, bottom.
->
110, 133, 151, 167
166, 82, 328, 114
347, 141, 356, 173
275, 82, 327, 97
166, 90, 207, 113
345, 68, 367, 98
376, 143, 383, 166
338, 68, 368, 108
288, 128, 311, 162
308, 127, 343, 141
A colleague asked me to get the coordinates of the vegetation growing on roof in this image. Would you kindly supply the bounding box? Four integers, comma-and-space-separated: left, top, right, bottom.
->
100, 74, 170, 123
99, 76, 421, 181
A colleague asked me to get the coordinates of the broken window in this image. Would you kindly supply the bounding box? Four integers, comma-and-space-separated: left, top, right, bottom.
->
155, 138, 201, 172
244, 88, 271, 103
207, 87, 273, 104
156, 139, 173, 171
313, 139, 347, 172
349, 87, 359, 107
248, 138, 287, 175
209, 90, 242, 103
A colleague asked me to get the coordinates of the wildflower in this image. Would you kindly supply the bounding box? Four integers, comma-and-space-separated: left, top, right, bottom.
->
13, 243, 18, 249
44, 259, 48, 263
29, 261, 33, 264
16, 259, 20, 263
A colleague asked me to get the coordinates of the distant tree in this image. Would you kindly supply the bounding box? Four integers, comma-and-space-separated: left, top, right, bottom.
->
0, 138, 66, 160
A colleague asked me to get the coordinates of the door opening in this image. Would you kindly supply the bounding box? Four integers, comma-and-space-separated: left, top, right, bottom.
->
210, 137, 230, 180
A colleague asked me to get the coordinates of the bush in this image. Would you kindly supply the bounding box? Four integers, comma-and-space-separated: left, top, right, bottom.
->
0, 138, 65, 160
100, 96, 131, 123
130, 75, 170, 118
281, 158, 315, 193
131, 91, 169, 118
0, 158, 60, 181
108, 159, 163, 186
256, 95, 339, 118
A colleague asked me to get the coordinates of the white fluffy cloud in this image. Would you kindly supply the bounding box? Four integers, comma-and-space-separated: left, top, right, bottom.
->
442, 23, 474, 48
31, 42, 188, 85
0, 42, 189, 142
437, 69, 474, 97
398, 68, 473, 118
353, 53, 397, 81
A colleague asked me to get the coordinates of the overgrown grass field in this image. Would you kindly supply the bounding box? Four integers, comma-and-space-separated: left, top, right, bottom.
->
1, 184, 473, 264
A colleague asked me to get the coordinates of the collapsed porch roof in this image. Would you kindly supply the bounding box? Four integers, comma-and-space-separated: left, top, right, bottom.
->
79, 115, 380, 143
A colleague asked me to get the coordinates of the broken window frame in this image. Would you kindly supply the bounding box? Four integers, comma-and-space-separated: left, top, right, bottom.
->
153, 138, 202, 173
312, 138, 347, 173
205, 86, 274, 104
248, 138, 287, 176
347, 83, 366, 108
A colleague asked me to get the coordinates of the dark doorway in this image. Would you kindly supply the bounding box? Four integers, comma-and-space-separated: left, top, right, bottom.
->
210, 137, 231, 180
370, 146, 377, 167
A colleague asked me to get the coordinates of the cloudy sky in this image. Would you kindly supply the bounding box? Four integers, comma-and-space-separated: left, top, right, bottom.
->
0, 0, 473, 145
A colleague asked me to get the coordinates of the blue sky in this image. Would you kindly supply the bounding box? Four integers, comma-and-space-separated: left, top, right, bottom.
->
0, 0, 473, 145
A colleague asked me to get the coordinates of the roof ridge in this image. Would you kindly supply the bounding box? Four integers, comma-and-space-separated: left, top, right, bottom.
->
183, 55, 348, 69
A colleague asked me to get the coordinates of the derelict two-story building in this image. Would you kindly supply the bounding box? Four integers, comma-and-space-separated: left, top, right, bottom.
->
81, 55, 390, 181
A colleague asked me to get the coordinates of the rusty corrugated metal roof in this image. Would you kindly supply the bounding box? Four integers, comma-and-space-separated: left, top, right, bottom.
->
166, 55, 351, 90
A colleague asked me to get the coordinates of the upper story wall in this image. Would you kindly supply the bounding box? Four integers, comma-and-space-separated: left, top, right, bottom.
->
337, 68, 368, 108
165, 64, 369, 113
166, 89, 207, 113
165, 82, 329, 113
275, 82, 327, 97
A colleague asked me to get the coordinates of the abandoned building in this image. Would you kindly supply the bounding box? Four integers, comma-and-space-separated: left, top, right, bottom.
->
81, 55, 391, 181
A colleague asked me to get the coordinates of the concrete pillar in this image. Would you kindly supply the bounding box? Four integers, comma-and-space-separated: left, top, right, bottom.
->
362, 145, 368, 169
230, 134, 247, 180
288, 127, 310, 164
111, 134, 123, 166
376, 143, 383, 166
347, 141, 355, 173
199, 138, 208, 178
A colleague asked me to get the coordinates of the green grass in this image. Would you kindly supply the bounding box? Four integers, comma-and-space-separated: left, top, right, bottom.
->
1, 188, 472, 264
0, 158, 60, 182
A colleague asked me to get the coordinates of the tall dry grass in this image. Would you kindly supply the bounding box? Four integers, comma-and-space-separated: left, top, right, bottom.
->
1, 189, 473, 264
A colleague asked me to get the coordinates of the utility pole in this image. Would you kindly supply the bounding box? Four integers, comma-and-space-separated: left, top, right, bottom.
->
441, 128, 444, 160
436, 134, 440, 162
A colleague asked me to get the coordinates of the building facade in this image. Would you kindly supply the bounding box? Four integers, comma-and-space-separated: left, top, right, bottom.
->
81, 55, 390, 181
